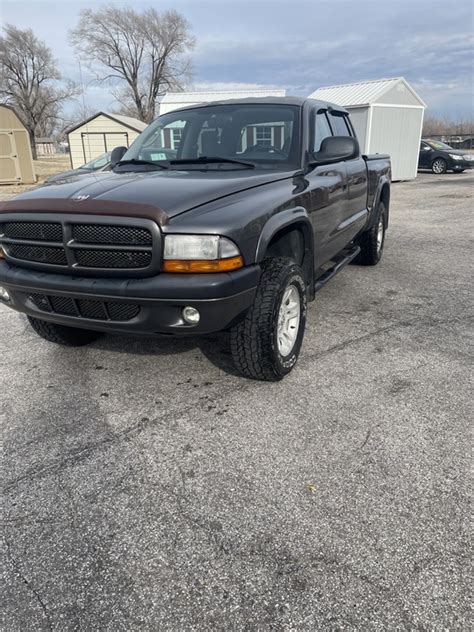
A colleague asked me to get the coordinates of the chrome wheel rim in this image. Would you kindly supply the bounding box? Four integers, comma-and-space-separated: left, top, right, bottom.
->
376, 218, 384, 252
277, 284, 301, 356
433, 159, 445, 174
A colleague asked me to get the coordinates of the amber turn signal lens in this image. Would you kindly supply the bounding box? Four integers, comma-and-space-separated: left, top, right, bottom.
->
163, 256, 244, 273
0, 248, 5, 260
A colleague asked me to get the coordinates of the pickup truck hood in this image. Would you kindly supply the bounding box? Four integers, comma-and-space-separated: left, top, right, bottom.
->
0, 169, 295, 224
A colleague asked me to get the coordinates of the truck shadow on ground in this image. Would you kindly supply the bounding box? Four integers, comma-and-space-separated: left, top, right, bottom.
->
92, 331, 241, 377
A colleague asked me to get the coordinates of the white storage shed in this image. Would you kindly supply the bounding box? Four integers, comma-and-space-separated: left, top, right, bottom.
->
159, 89, 287, 115
67, 112, 147, 169
310, 77, 426, 180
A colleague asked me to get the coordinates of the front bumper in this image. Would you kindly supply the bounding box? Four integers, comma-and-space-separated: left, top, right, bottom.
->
0, 261, 260, 335
451, 158, 473, 170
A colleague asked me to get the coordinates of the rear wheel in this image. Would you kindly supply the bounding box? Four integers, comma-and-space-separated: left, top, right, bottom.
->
230, 257, 307, 381
352, 201, 386, 266
27, 316, 103, 346
431, 158, 447, 174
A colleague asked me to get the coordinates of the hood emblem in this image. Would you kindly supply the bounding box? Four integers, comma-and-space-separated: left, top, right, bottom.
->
72, 194, 90, 201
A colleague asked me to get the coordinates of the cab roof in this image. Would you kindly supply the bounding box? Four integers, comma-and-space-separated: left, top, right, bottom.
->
163, 96, 349, 115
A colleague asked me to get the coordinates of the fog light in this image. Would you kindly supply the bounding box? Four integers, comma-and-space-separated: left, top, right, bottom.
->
182, 306, 200, 325
0, 286, 11, 302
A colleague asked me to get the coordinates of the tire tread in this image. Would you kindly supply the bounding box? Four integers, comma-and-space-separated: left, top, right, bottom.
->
27, 316, 102, 346
230, 257, 305, 381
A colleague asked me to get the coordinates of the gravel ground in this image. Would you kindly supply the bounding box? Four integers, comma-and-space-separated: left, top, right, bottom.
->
1, 171, 472, 630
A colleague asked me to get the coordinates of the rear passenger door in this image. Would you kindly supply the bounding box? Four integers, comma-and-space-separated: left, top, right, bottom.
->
327, 111, 369, 244
418, 141, 431, 168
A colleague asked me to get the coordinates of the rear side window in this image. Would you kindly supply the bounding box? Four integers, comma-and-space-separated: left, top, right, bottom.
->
328, 113, 352, 137
313, 111, 333, 151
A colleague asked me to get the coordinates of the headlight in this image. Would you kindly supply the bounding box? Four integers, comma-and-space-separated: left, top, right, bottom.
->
449, 154, 462, 160
163, 235, 244, 273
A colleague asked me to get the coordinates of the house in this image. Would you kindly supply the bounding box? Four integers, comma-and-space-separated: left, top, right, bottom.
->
66, 112, 147, 169
36, 137, 56, 156
310, 77, 426, 180
0, 103, 36, 184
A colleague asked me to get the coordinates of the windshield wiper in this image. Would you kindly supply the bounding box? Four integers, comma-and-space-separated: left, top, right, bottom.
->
114, 158, 169, 170
170, 156, 255, 169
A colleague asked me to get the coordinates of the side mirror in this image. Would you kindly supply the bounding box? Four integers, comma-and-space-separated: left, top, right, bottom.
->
110, 146, 127, 167
310, 136, 359, 165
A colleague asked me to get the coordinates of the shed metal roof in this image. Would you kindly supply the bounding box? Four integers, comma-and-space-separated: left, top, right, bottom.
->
309, 77, 426, 108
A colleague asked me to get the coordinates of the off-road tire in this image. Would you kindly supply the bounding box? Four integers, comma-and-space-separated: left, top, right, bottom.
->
353, 201, 386, 266
27, 316, 103, 346
230, 257, 307, 381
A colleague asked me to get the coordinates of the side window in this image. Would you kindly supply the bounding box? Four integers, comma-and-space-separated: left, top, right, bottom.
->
328, 113, 351, 137
313, 111, 332, 152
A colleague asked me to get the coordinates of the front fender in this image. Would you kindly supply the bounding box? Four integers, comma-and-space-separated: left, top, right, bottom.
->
255, 206, 313, 263
255, 207, 315, 299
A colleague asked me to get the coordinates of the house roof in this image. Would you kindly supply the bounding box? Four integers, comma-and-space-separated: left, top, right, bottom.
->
66, 111, 147, 134
160, 89, 286, 105
309, 77, 426, 108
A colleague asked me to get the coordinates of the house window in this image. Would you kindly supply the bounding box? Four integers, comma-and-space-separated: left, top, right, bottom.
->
255, 126, 273, 146
172, 128, 183, 150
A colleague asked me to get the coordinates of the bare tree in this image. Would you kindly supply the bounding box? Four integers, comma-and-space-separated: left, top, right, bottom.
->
70, 6, 195, 123
423, 114, 474, 137
0, 24, 77, 158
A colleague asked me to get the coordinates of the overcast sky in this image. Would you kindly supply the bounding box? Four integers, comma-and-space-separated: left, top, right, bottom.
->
1, 0, 473, 118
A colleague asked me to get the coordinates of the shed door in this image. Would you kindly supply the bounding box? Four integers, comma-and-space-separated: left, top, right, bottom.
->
81, 132, 130, 164
0, 131, 21, 183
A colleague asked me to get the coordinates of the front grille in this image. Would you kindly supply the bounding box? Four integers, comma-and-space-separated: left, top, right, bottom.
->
29, 293, 140, 322
1, 221, 63, 241
49, 295, 77, 316
75, 249, 152, 269
6, 244, 68, 265
72, 224, 152, 245
0, 215, 159, 276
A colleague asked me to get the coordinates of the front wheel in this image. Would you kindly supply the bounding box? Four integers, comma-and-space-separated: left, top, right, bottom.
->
230, 257, 307, 381
431, 158, 447, 174
27, 316, 103, 346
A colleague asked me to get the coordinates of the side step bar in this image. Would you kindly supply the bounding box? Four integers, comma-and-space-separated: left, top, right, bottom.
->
314, 245, 361, 293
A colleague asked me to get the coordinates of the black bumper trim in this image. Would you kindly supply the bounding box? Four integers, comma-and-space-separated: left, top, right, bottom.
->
0, 261, 260, 335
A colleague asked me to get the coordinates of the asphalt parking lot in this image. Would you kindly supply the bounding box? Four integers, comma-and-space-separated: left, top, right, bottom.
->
2, 171, 472, 630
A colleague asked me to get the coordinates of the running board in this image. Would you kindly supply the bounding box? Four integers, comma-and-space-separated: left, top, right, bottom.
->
314, 245, 361, 293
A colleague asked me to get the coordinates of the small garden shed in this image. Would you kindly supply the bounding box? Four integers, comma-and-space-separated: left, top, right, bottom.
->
0, 104, 36, 184
310, 77, 426, 180
67, 112, 147, 169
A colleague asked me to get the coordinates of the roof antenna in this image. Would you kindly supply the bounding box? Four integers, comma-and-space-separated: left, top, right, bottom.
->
78, 59, 92, 163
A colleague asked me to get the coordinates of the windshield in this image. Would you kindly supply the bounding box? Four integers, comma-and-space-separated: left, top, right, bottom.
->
426, 140, 453, 151
83, 152, 111, 170
119, 104, 301, 170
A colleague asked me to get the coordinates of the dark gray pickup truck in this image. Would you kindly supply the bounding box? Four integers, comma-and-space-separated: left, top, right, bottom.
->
0, 97, 390, 381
